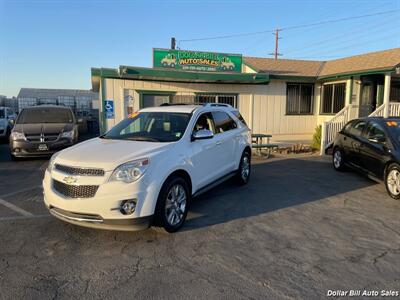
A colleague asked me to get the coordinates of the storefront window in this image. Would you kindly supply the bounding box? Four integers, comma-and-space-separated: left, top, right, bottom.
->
321, 83, 346, 114
142, 94, 171, 108
286, 83, 314, 115
195, 94, 237, 107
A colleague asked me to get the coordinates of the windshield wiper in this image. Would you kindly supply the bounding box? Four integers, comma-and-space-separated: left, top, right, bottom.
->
128, 136, 161, 142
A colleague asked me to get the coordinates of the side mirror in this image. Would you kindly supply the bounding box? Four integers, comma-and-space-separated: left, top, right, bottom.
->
192, 129, 214, 141
368, 136, 386, 144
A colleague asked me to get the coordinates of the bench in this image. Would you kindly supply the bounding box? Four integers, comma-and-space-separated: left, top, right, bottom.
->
252, 143, 279, 158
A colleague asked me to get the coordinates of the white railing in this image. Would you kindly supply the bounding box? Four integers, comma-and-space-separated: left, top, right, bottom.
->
369, 102, 400, 117
369, 104, 385, 117
321, 105, 358, 153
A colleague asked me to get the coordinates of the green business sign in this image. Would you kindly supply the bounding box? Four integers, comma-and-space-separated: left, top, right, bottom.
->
153, 48, 242, 73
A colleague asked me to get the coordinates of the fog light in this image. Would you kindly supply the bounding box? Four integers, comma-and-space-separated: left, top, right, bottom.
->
14, 148, 20, 153
120, 200, 136, 215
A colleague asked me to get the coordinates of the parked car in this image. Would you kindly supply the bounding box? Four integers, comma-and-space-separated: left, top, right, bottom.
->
43, 103, 251, 232
9, 105, 78, 160
0, 107, 17, 140
332, 117, 400, 199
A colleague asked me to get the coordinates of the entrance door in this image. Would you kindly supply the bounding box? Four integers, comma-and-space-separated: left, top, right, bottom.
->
359, 82, 376, 117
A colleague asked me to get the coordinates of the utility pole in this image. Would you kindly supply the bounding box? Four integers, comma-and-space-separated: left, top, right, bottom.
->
269, 28, 282, 59
171, 37, 176, 50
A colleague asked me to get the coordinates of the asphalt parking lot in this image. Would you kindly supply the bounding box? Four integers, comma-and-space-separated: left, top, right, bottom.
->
0, 140, 399, 300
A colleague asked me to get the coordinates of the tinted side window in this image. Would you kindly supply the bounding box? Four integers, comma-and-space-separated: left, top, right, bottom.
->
231, 110, 247, 126
212, 111, 237, 134
365, 122, 386, 140
349, 121, 366, 137
193, 112, 215, 134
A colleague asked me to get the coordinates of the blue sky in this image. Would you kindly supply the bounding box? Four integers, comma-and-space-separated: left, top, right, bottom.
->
1, 0, 399, 97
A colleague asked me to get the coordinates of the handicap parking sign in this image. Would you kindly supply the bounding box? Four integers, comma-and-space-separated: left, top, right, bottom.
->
105, 100, 114, 119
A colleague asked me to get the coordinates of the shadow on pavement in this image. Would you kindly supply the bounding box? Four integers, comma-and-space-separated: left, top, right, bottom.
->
182, 157, 377, 231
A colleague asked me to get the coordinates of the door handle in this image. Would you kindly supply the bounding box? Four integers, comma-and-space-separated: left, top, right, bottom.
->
216, 141, 222, 146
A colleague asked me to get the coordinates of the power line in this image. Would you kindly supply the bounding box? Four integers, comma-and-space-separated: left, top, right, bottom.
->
284, 15, 399, 56
280, 9, 400, 31
177, 8, 400, 45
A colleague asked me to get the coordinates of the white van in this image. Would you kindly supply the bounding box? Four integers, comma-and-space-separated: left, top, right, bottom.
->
0, 107, 16, 139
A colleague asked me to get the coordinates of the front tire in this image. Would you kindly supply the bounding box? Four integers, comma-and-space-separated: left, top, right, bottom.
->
154, 176, 190, 232
333, 148, 346, 171
236, 150, 251, 185
385, 163, 400, 200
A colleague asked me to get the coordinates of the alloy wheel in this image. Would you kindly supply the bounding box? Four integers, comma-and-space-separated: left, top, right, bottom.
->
387, 169, 400, 196
241, 155, 250, 181
333, 150, 342, 169
165, 184, 187, 226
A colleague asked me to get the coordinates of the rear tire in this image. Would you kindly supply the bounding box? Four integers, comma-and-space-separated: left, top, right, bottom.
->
154, 176, 190, 233
385, 163, 400, 200
332, 148, 346, 171
236, 150, 251, 185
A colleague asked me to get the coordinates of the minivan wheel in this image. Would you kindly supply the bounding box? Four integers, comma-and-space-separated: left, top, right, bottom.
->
385, 164, 400, 200
333, 148, 346, 171
154, 176, 190, 233
236, 150, 251, 185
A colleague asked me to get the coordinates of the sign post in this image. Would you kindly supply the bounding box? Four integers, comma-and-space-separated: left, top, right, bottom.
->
153, 48, 242, 73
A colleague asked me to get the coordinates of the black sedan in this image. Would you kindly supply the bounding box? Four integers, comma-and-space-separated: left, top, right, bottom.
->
332, 117, 400, 199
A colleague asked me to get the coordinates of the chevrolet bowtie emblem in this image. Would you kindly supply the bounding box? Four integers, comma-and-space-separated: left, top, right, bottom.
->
63, 176, 77, 184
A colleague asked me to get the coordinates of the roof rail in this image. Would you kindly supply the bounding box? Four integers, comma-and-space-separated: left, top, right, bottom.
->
204, 103, 232, 108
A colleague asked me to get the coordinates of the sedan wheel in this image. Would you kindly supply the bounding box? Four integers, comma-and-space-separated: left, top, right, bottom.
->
333, 148, 346, 171
386, 165, 400, 200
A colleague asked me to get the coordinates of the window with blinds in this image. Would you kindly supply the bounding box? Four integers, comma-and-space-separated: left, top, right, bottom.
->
321, 83, 346, 114
286, 83, 314, 115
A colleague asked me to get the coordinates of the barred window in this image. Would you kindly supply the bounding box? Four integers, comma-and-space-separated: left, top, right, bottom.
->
286, 83, 314, 115
321, 83, 346, 114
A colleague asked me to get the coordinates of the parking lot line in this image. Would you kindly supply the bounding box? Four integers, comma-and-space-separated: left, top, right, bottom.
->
0, 185, 42, 198
0, 214, 50, 221
0, 198, 34, 217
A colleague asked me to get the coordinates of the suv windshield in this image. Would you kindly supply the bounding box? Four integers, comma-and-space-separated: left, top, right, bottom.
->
0, 108, 4, 118
102, 112, 191, 142
17, 107, 74, 124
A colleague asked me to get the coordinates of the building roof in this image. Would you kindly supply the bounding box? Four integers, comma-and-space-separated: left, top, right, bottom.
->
18, 88, 98, 99
319, 48, 400, 77
243, 48, 400, 79
243, 57, 324, 77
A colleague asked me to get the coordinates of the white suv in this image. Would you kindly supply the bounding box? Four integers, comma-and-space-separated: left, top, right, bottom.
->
43, 103, 251, 232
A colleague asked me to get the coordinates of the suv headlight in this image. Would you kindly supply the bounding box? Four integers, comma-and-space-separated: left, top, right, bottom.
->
60, 130, 74, 139
109, 158, 150, 183
10, 131, 26, 141
47, 152, 60, 173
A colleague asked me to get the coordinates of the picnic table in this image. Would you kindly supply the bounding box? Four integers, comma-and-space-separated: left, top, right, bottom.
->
251, 133, 279, 158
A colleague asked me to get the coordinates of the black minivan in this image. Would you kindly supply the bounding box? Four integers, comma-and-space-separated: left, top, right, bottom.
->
9, 105, 78, 160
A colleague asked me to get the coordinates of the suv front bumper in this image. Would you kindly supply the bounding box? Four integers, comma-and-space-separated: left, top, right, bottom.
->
48, 206, 152, 231
43, 169, 159, 231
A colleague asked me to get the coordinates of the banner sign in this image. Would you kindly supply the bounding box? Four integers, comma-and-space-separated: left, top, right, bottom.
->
153, 48, 242, 73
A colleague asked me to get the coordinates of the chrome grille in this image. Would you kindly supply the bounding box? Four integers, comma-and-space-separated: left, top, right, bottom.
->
53, 180, 99, 198
55, 164, 105, 176
25, 133, 59, 142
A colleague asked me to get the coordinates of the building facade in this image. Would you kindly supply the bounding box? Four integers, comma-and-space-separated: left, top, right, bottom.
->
91, 48, 400, 148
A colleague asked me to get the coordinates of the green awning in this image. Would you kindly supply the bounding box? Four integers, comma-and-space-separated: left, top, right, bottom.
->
91, 66, 269, 89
